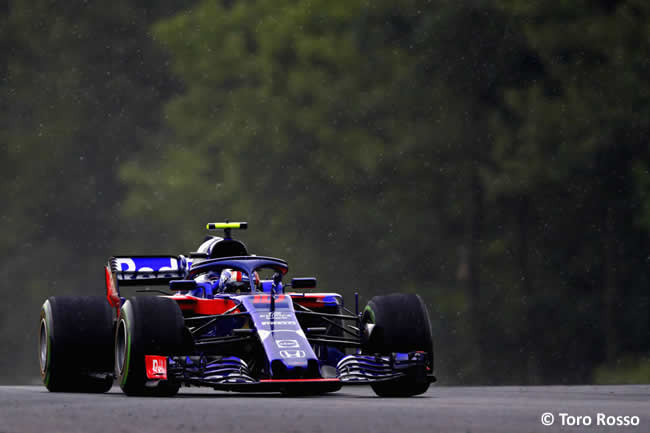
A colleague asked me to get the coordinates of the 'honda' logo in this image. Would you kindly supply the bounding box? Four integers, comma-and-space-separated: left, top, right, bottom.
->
280, 350, 305, 359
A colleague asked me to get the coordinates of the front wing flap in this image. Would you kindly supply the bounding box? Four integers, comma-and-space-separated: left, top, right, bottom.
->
336, 352, 435, 384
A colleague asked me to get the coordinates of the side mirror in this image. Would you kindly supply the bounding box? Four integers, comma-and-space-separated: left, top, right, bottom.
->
291, 277, 317, 289
170, 280, 198, 291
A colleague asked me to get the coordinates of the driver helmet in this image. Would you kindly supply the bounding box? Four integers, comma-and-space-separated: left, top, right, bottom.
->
218, 268, 260, 293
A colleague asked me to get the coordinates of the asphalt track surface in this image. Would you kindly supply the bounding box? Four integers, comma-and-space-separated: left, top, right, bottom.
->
0, 385, 647, 433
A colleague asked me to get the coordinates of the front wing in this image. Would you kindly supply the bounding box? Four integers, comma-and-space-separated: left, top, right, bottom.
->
144, 352, 434, 393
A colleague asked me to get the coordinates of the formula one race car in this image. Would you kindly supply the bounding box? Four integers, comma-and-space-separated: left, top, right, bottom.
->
39, 222, 434, 397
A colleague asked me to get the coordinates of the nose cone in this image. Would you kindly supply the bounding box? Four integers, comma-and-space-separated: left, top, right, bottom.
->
241, 295, 321, 379
271, 358, 321, 379
261, 330, 320, 378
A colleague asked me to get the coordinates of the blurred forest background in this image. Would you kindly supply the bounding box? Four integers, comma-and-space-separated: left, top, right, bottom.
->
1, 0, 648, 385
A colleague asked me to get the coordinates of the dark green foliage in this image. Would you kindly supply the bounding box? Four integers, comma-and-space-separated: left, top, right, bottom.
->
0, 0, 191, 382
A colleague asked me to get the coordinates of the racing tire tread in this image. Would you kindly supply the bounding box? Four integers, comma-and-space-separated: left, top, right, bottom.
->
116, 296, 184, 397
39, 296, 114, 393
362, 293, 433, 397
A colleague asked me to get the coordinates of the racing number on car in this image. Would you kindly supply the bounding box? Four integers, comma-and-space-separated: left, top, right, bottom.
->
253, 294, 286, 304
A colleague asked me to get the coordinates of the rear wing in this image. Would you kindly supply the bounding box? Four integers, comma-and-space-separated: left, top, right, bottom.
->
105, 255, 188, 308
108, 256, 185, 285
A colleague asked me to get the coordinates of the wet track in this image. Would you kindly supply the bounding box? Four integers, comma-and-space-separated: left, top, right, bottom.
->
0, 385, 647, 433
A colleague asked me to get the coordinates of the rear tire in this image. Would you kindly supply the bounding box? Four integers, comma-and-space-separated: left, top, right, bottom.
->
39, 296, 114, 393
115, 297, 184, 396
362, 293, 433, 397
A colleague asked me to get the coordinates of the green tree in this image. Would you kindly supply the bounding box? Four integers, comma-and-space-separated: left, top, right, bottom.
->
490, 0, 650, 382
0, 0, 189, 383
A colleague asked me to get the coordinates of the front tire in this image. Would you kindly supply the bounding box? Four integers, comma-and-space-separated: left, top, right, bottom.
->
39, 296, 114, 393
362, 293, 433, 397
115, 297, 184, 396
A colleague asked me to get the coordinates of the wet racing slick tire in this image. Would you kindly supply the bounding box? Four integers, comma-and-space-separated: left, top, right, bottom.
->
115, 297, 184, 396
362, 293, 433, 397
39, 296, 114, 393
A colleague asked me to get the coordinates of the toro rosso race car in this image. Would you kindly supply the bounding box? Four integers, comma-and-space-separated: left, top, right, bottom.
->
39, 222, 435, 397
